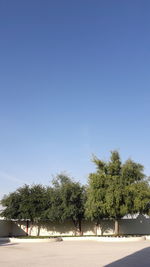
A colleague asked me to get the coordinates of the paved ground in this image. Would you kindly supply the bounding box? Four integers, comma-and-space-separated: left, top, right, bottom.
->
0, 240, 150, 267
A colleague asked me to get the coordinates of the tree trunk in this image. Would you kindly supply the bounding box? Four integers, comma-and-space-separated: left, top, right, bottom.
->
114, 220, 119, 235
78, 219, 82, 236
95, 223, 98, 236
37, 223, 41, 236
29, 221, 33, 236
72, 219, 82, 236
26, 220, 29, 236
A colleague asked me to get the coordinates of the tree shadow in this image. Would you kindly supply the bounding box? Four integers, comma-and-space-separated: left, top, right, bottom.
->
0, 237, 18, 246
40, 220, 105, 236
37, 220, 113, 236
105, 247, 150, 267
36, 216, 150, 236
36, 220, 78, 236
11, 221, 27, 236
6, 215, 150, 237
12, 220, 113, 236
0, 242, 18, 246
99, 220, 114, 235
79, 220, 96, 235
30, 220, 96, 236
0, 238, 10, 245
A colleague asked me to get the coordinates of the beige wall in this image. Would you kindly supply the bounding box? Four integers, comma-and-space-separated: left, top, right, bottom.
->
29, 221, 80, 236
11, 221, 27, 236
1, 215, 150, 237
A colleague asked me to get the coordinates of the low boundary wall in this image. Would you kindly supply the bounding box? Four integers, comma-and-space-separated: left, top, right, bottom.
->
0, 214, 150, 237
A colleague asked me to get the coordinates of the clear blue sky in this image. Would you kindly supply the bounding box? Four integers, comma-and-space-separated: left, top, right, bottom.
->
0, 0, 150, 197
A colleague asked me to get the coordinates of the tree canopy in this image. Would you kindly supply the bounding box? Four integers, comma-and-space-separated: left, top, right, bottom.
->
1, 174, 86, 235
1, 151, 150, 236
51, 174, 86, 235
85, 151, 150, 234
1, 184, 47, 235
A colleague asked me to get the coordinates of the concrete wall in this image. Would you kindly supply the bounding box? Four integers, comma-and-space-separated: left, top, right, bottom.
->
120, 214, 150, 235
1, 215, 150, 237
11, 220, 101, 236
29, 221, 80, 236
0, 220, 12, 237
11, 221, 28, 236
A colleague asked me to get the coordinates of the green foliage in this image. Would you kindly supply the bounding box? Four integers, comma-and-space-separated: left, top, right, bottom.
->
85, 151, 150, 234
1, 151, 150, 237
85, 171, 108, 222
44, 186, 63, 221
1, 174, 86, 235
1, 184, 47, 223
1, 191, 21, 219
51, 174, 86, 234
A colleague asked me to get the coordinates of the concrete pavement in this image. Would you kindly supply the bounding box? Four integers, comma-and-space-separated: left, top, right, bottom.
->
0, 240, 150, 266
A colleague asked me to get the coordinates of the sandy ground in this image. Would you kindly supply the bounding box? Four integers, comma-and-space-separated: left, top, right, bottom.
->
0, 240, 150, 267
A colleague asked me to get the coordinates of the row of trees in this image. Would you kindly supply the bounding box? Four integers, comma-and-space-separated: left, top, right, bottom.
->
1, 174, 86, 236
1, 151, 150, 235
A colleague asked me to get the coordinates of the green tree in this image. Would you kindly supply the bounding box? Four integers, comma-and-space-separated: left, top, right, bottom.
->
51, 174, 86, 235
85, 157, 109, 234
86, 151, 150, 235
1, 184, 47, 236
44, 186, 63, 222
1, 191, 21, 219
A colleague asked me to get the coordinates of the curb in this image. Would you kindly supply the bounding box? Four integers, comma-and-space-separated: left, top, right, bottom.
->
0, 236, 148, 243
62, 236, 146, 242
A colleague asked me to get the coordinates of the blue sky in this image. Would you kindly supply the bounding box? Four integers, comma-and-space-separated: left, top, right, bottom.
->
0, 0, 150, 197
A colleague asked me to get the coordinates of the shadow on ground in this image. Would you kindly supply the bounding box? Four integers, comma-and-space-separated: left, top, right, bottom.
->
0, 238, 18, 247
0, 242, 18, 246
105, 247, 150, 267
